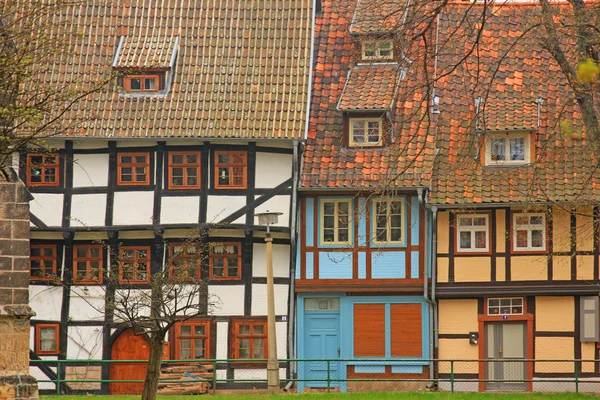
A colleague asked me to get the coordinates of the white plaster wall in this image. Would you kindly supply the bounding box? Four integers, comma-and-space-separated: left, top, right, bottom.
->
160, 196, 200, 224
66, 326, 103, 359
209, 285, 245, 316
29, 286, 63, 320
11, 152, 19, 173
69, 194, 107, 227
252, 243, 290, 278
254, 195, 290, 227
255, 152, 292, 189
116, 141, 157, 148
30, 193, 65, 227
69, 286, 105, 322
73, 139, 109, 149
276, 321, 288, 359
206, 195, 246, 224
251, 284, 289, 316
216, 321, 229, 359
30, 366, 56, 390
112, 289, 151, 321
113, 191, 154, 226
72, 154, 109, 187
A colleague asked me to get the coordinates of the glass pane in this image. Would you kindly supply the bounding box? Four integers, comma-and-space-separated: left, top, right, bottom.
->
475, 231, 486, 248
459, 232, 471, 249
137, 249, 147, 259
194, 339, 205, 358
144, 78, 156, 90
323, 215, 334, 229
194, 326, 205, 336
181, 326, 192, 335
172, 177, 184, 186
253, 325, 264, 335
516, 230, 528, 248
390, 228, 401, 242
172, 154, 184, 164
218, 154, 230, 164
391, 215, 402, 229
180, 338, 191, 349
531, 230, 544, 248
501, 299, 511, 306
227, 266, 239, 277
40, 339, 56, 352
186, 154, 198, 164
379, 42, 392, 57
40, 327, 55, 340
491, 138, 506, 160
75, 247, 86, 258
364, 44, 376, 57
530, 215, 543, 225
376, 228, 386, 242
31, 248, 41, 257
473, 217, 486, 226
459, 217, 472, 226
43, 247, 54, 257
488, 299, 499, 307
232, 154, 244, 164
238, 339, 250, 358
516, 216, 529, 225
130, 78, 141, 90
510, 137, 525, 160
186, 167, 198, 177
323, 229, 334, 242
179, 348, 191, 359
30, 156, 43, 165
252, 339, 265, 358
212, 266, 224, 277
121, 155, 132, 164
239, 325, 251, 334
337, 202, 349, 214
90, 247, 100, 258
338, 229, 348, 242
323, 202, 334, 215
218, 168, 229, 185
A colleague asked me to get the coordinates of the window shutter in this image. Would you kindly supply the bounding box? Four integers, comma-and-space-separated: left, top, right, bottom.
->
581, 296, 599, 342
353, 304, 385, 356
390, 304, 422, 357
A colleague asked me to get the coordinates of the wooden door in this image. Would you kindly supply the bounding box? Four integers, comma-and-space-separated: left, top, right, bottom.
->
110, 328, 150, 394
485, 322, 527, 391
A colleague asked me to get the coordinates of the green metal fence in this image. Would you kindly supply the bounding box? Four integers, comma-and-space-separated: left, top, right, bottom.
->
29, 358, 600, 395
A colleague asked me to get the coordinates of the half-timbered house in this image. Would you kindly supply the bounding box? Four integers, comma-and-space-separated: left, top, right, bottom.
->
22, 0, 312, 394
295, 0, 436, 391
429, 3, 600, 392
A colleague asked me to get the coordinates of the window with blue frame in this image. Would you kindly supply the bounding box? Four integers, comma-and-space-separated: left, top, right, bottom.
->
372, 198, 404, 245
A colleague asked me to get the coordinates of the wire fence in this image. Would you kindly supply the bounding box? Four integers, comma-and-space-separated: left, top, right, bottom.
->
28, 358, 600, 395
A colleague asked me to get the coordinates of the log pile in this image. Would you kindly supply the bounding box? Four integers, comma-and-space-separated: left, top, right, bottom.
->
157, 363, 213, 395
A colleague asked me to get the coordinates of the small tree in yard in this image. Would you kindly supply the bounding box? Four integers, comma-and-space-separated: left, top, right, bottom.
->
103, 236, 219, 400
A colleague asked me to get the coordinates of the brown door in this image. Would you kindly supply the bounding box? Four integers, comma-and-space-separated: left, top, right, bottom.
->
110, 328, 150, 394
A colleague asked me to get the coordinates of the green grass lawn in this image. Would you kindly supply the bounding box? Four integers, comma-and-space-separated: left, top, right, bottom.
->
41, 393, 600, 400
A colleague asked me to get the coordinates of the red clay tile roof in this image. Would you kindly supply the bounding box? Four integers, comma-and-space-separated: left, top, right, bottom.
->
113, 35, 178, 70
337, 63, 402, 110
46, 0, 312, 139
350, 0, 408, 35
429, 2, 600, 205
302, 0, 435, 189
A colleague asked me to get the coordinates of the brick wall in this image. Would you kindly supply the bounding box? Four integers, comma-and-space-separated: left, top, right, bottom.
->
0, 178, 39, 399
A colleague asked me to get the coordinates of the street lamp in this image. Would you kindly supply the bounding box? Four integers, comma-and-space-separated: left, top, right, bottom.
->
255, 210, 283, 394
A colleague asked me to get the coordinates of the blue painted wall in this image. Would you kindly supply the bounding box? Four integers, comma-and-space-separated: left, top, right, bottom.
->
319, 252, 353, 279
371, 251, 406, 279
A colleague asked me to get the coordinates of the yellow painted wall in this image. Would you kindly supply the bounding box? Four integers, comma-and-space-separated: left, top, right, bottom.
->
581, 342, 596, 373
553, 208, 571, 253
535, 296, 574, 332
496, 209, 506, 253
535, 337, 574, 372
496, 258, 506, 281
438, 339, 478, 373
437, 257, 449, 283
552, 256, 572, 281
454, 257, 491, 282
511, 256, 547, 281
576, 255, 594, 281
438, 211, 450, 254
576, 206, 594, 252
439, 299, 478, 334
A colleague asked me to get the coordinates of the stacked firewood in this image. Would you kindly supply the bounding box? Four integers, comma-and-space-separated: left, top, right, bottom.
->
157, 363, 213, 395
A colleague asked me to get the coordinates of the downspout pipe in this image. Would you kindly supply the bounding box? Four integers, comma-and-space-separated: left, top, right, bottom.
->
286, 139, 300, 387
419, 189, 436, 385
430, 205, 439, 386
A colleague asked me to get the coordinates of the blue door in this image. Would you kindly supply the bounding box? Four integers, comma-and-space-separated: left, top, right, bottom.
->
304, 313, 341, 388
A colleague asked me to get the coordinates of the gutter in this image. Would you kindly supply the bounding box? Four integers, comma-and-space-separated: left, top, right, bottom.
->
430, 205, 439, 384
419, 189, 436, 386
303, 0, 317, 141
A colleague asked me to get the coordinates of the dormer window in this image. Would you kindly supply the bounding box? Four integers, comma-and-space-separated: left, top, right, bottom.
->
485, 132, 531, 165
113, 35, 179, 96
350, 117, 382, 147
362, 41, 393, 60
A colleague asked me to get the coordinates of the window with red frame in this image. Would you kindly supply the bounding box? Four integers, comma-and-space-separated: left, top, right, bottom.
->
214, 151, 247, 189
36, 324, 59, 354
119, 246, 151, 283
124, 75, 161, 92
174, 320, 211, 359
73, 245, 103, 284
168, 152, 201, 189
169, 243, 201, 280
209, 243, 241, 280
27, 154, 60, 186
231, 319, 267, 359
30, 244, 57, 280
117, 153, 150, 185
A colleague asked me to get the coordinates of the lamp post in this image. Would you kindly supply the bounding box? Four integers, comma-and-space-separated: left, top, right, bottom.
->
255, 210, 283, 394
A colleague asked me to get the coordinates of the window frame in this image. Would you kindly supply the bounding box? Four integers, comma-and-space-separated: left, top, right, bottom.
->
124, 74, 161, 92
361, 41, 394, 60
455, 213, 490, 253
167, 151, 201, 190
73, 244, 104, 284
26, 153, 60, 187
118, 246, 151, 284
168, 243, 202, 281
230, 319, 268, 360
36, 323, 60, 355
174, 320, 212, 360
320, 198, 353, 246
581, 296, 599, 342
30, 244, 58, 281
209, 242, 242, 280
512, 212, 547, 252
349, 117, 383, 147
371, 198, 405, 246
117, 152, 151, 186
487, 297, 525, 316
214, 151, 247, 189
485, 132, 531, 166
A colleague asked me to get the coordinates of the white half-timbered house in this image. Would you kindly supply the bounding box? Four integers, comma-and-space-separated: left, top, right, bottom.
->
21, 0, 312, 394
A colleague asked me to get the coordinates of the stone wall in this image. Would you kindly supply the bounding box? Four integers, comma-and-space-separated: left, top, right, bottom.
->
0, 178, 39, 399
